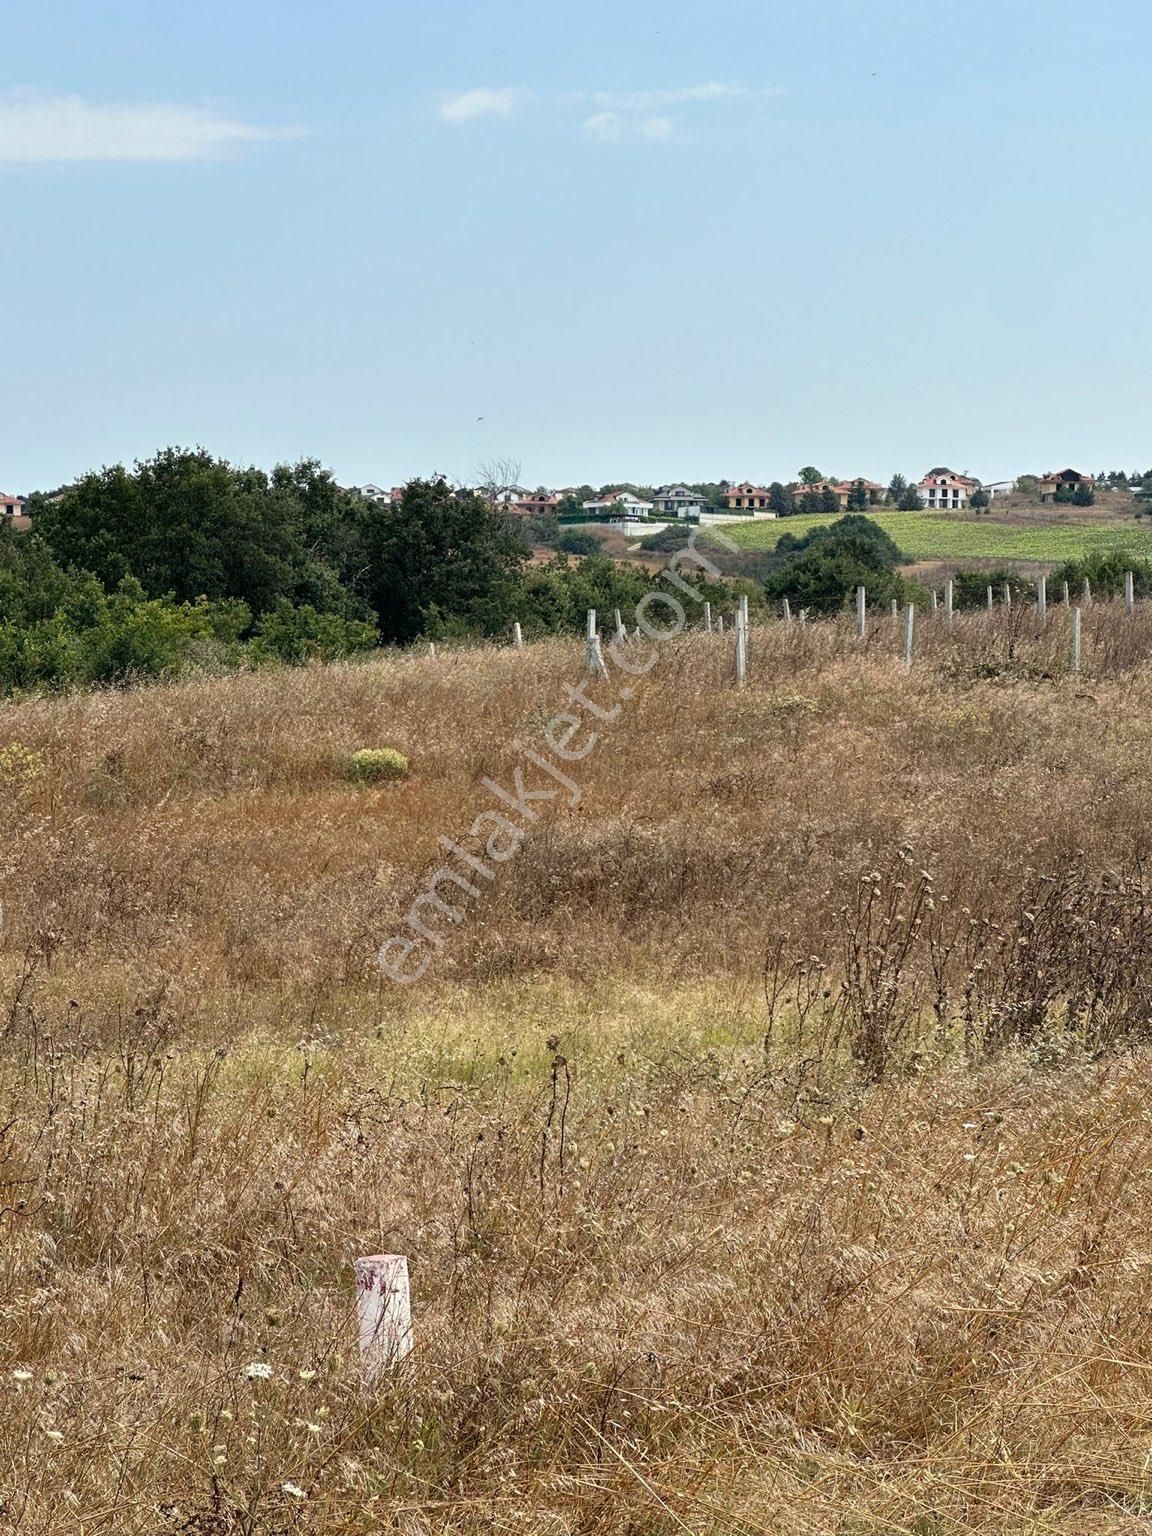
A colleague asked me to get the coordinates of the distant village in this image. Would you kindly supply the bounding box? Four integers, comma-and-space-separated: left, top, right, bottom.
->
349, 466, 1108, 534
0, 464, 1132, 536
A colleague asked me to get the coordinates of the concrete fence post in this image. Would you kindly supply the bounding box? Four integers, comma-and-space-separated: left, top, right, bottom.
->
355, 1255, 413, 1382
1037, 575, 1047, 625
586, 610, 607, 677
1071, 606, 1082, 675
856, 585, 867, 639
427, 643, 437, 658
986, 585, 994, 611
1062, 581, 1070, 606
512, 622, 524, 649
902, 603, 915, 668
703, 600, 712, 634
1083, 577, 1092, 607
717, 615, 725, 635
944, 579, 954, 628
930, 589, 938, 615
735, 596, 748, 686
782, 598, 792, 624
613, 608, 627, 646
1126, 571, 1135, 614
890, 598, 898, 617
1004, 582, 1012, 610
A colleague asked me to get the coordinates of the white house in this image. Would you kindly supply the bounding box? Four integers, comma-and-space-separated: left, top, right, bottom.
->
652, 485, 707, 518
356, 482, 405, 506
918, 468, 981, 509
582, 491, 655, 519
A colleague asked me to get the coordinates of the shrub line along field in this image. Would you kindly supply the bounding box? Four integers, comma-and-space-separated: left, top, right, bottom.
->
10, 614, 1152, 1530
722, 506, 1152, 562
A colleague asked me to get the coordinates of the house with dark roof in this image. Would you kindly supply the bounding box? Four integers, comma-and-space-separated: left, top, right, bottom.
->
1039, 469, 1093, 502
653, 485, 707, 518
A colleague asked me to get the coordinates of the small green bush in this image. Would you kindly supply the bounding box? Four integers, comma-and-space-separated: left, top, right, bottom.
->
347, 747, 409, 783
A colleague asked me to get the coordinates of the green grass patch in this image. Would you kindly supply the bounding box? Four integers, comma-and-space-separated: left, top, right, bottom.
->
722, 510, 1152, 563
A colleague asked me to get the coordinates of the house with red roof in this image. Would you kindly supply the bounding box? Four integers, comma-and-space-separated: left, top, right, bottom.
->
793, 479, 885, 509
918, 468, 981, 510
0, 493, 23, 519
725, 482, 773, 512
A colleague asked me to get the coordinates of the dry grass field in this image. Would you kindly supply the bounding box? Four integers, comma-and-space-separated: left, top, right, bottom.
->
8, 602, 1152, 1533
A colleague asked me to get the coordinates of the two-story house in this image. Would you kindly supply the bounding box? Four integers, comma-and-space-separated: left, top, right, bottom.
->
653, 485, 707, 518
918, 469, 981, 509
725, 483, 773, 512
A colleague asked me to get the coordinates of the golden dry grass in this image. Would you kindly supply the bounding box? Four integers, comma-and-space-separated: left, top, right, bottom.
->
5, 602, 1152, 1532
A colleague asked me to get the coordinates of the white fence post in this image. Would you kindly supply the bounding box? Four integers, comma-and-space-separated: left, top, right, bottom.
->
1004, 582, 1012, 610
1036, 575, 1047, 625
1062, 581, 1070, 606
717, 614, 725, 635
355, 1254, 413, 1381
427, 643, 437, 658
890, 598, 898, 617
1083, 577, 1092, 607
902, 603, 915, 668
856, 585, 867, 639
1126, 571, 1135, 614
512, 622, 524, 649
944, 579, 954, 627
930, 589, 938, 615
703, 600, 712, 634
1071, 606, 1082, 675
782, 598, 792, 624
986, 584, 994, 611
613, 608, 626, 646
735, 595, 748, 686
586, 610, 606, 677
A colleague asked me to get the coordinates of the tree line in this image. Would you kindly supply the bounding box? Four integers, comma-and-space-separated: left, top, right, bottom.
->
3, 448, 752, 695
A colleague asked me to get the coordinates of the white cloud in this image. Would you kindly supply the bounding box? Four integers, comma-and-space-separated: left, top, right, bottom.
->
446, 80, 773, 143
581, 110, 624, 143
0, 91, 301, 164
639, 115, 677, 142
585, 82, 765, 113
439, 87, 529, 125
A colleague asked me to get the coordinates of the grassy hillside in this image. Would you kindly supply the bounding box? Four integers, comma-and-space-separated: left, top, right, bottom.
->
724, 502, 1152, 562
7, 612, 1152, 1530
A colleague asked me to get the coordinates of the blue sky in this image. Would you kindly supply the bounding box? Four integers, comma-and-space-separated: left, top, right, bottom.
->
3, 0, 1151, 492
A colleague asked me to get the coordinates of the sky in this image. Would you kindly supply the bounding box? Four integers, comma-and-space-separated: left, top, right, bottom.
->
2, 0, 1152, 493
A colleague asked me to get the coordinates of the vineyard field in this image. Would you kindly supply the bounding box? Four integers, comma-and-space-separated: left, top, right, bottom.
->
720, 509, 1152, 562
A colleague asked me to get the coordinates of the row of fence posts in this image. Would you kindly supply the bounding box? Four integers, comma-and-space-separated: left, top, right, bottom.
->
871, 571, 1140, 675
490, 571, 1141, 683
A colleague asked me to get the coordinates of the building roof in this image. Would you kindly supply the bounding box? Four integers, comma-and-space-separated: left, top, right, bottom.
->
727, 483, 771, 496
919, 469, 980, 488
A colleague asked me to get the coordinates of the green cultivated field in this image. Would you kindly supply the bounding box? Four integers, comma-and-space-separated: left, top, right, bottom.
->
721, 509, 1152, 562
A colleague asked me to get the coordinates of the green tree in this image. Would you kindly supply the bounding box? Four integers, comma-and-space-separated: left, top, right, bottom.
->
970, 487, 990, 511
768, 482, 796, 518
764, 517, 911, 614
35, 448, 363, 618
798, 466, 823, 486
820, 488, 843, 515
887, 474, 908, 505
847, 479, 870, 513
364, 477, 529, 645
898, 483, 923, 511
